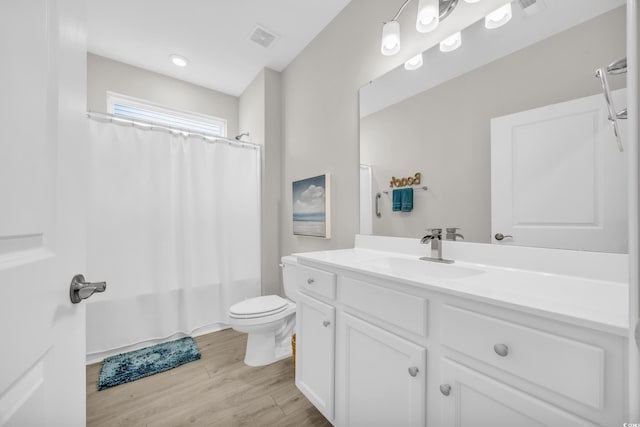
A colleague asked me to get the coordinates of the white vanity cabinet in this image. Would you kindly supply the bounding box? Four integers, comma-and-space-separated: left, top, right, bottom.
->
293, 256, 626, 427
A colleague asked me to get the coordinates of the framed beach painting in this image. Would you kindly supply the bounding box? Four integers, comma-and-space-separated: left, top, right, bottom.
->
292, 174, 331, 238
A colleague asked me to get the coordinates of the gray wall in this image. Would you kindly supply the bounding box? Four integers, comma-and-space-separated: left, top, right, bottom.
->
361, 7, 626, 242
280, 0, 506, 256
87, 53, 239, 137
239, 68, 283, 296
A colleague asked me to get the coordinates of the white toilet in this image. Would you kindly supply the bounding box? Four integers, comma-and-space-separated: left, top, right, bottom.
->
228, 256, 298, 366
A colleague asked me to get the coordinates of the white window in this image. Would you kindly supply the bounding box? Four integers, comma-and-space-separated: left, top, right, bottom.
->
106, 91, 227, 137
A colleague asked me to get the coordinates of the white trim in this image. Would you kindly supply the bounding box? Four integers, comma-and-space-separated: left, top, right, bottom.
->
359, 165, 373, 235
106, 91, 227, 137
627, 0, 640, 420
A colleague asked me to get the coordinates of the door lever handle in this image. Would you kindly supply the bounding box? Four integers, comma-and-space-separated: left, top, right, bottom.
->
70, 274, 107, 304
494, 233, 513, 241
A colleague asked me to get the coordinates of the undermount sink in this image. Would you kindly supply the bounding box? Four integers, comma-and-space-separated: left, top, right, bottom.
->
359, 256, 484, 280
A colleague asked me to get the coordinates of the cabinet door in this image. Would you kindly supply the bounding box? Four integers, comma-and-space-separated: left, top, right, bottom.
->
296, 292, 336, 422
439, 358, 598, 427
342, 313, 427, 427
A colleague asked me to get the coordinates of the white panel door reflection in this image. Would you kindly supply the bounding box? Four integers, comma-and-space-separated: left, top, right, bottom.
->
491, 89, 627, 253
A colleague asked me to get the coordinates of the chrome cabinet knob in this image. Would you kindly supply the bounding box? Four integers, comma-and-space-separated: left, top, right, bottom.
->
307, 278, 315, 285
440, 384, 451, 396
408, 366, 419, 377
494, 343, 509, 357
322, 320, 331, 327
494, 233, 513, 241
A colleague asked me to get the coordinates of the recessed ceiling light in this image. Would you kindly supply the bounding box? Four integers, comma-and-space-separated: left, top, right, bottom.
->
170, 54, 189, 67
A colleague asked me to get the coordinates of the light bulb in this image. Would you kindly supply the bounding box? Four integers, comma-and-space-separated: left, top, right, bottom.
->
404, 53, 424, 71
416, 0, 439, 33
464, 0, 481, 3
170, 54, 189, 67
439, 32, 462, 52
381, 21, 401, 56
485, 3, 512, 29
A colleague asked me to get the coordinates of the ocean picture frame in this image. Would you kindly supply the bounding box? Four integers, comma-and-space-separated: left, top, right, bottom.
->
292, 174, 331, 238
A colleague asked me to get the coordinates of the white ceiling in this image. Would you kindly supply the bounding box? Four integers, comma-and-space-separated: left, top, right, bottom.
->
87, 0, 352, 97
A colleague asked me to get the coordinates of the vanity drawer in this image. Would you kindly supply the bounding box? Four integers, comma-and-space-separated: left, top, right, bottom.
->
296, 265, 336, 300
341, 276, 428, 336
441, 304, 604, 409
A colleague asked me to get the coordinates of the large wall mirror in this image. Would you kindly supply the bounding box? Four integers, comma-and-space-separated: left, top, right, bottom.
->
359, 0, 628, 253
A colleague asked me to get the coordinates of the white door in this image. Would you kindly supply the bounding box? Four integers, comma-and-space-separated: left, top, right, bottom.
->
340, 313, 426, 427
295, 292, 336, 422
0, 0, 87, 425
491, 90, 627, 253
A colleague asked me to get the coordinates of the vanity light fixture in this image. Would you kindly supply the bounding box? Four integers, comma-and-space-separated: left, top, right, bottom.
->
380, 0, 459, 57
404, 53, 424, 70
464, 0, 481, 2
170, 54, 189, 67
485, 3, 512, 29
381, 21, 402, 55
439, 31, 462, 52
416, 0, 440, 33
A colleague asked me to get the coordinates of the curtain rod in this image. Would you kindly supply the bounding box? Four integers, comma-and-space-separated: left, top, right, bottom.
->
86, 111, 261, 150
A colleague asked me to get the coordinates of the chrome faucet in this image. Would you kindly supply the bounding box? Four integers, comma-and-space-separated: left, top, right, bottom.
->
446, 227, 464, 241
420, 228, 454, 264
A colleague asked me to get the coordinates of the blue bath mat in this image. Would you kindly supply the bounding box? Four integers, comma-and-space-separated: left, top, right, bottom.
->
98, 336, 201, 390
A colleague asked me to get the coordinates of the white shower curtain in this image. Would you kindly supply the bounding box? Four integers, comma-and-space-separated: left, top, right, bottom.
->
85, 120, 261, 358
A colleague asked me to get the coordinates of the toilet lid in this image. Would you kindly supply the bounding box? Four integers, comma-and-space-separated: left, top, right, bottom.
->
229, 295, 289, 319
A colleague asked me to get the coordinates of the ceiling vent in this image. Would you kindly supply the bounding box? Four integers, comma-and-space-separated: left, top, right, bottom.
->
249, 25, 278, 49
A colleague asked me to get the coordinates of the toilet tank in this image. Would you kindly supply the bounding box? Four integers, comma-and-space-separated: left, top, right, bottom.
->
281, 255, 298, 302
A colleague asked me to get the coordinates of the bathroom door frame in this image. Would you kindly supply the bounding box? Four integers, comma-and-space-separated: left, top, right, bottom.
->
627, 0, 640, 421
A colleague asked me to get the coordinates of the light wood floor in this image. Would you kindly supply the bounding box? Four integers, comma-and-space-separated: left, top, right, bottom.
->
87, 329, 331, 427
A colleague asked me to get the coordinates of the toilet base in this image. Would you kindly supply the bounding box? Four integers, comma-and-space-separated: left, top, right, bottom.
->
244, 331, 293, 366
231, 309, 296, 367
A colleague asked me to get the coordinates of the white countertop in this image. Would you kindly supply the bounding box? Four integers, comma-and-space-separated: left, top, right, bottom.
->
293, 244, 629, 337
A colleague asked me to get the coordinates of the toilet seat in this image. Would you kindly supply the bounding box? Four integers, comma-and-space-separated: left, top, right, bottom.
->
229, 295, 289, 319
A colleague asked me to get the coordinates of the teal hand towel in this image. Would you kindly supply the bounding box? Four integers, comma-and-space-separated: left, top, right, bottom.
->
401, 188, 413, 212
392, 189, 401, 211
